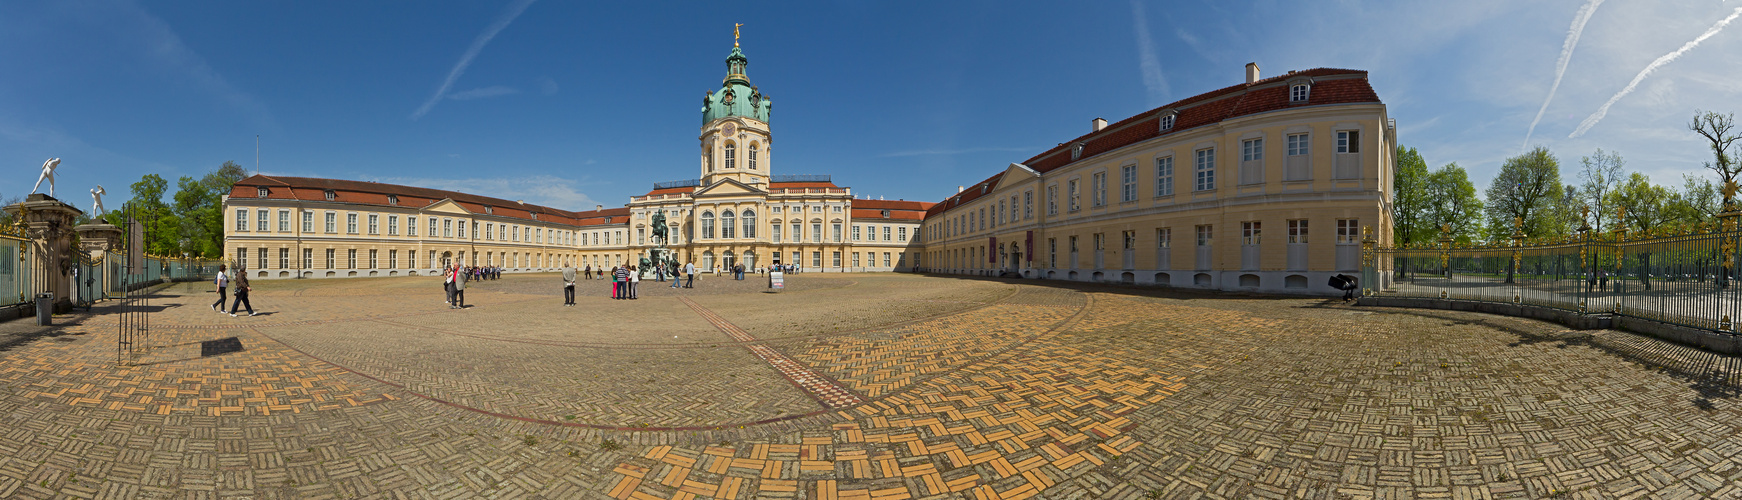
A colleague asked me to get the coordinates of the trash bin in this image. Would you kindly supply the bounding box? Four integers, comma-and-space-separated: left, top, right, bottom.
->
35, 292, 53, 326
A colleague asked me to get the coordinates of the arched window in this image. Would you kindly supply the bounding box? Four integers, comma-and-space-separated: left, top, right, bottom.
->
723, 251, 736, 270
741, 209, 757, 239
703, 250, 715, 269
721, 210, 737, 239
725, 143, 736, 169
701, 211, 715, 239
749, 144, 759, 170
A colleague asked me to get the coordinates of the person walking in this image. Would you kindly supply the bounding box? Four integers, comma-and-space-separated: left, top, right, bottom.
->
562, 264, 577, 306
628, 265, 640, 299
584, 264, 592, 280
211, 264, 229, 313
613, 265, 630, 299
445, 264, 460, 309
671, 264, 683, 288
228, 266, 255, 317
683, 261, 697, 288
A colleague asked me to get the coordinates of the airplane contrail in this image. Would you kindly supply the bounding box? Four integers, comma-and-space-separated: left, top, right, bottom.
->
1570, 7, 1742, 138
1522, 0, 1605, 150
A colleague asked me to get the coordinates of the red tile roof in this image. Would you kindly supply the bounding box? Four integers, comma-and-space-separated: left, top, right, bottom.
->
231, 175, 621, 227
850, 208, 925, 221
930, 68, 1381, 219
852, 199, 935, 211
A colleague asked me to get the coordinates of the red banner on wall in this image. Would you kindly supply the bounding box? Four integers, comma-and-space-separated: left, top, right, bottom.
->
1026, 231, 1034, 262
989, 237, 997, 263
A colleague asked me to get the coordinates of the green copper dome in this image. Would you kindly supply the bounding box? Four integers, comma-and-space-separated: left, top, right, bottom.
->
703, 46, 771, 125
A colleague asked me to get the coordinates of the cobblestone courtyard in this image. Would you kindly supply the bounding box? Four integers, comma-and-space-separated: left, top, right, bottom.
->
2, 272, 1742, 499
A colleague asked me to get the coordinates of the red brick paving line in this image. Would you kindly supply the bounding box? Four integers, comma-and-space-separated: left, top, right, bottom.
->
240, 326, 841, 433
679, 297, 865, 409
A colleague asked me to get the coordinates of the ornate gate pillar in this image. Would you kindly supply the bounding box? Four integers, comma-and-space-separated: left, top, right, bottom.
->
4, 194, 84, 312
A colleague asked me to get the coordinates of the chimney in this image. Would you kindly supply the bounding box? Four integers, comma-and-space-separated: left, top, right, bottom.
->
958, 186, 965, 193
595, 205, 603, 211
1092, 117, 1107, 132
1245, 62, 1260, 84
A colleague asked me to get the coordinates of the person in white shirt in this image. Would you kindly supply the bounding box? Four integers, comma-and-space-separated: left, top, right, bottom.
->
683, 261, 697, 288
211, 264, 229, 312
627, 265, 640, 299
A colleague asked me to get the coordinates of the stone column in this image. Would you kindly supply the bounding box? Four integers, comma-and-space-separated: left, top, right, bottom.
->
3, 194, 85, 312
75, 222, 123, 300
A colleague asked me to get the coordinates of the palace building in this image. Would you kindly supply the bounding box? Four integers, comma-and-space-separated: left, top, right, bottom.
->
923, 63, 1393, 293
223, 35, 1392, 296
223, 34, 933, 279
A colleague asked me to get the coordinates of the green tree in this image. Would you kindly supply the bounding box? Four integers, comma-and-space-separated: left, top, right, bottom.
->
1485, 146, 1564, 240
172, 176, 217, 258
1577, 148, 1625, 232
1391, 145, 1431, 246
1605, 173, 1674, 233
1666, 175, 1721, 229
1422, 163, 1484, 243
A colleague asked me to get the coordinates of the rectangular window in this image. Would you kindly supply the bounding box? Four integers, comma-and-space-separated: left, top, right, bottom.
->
833, 223, 844, 242
389, 249, 398, 269
346, 213, 357, 234
459, 222, 467, 239
1048, 238, 1057, 268
485, 223, 493, 240
812, 251, 822, 268
499, 225, 506, 241
1336, 130, 1360, 153
882, 226, 891, 241
832, 251, 842, 268
1242, 221, 1261, 245
812, 223, 822, 243
257, 210, 269, 232
407, 217, 417, 236
409, 251, 415, 268
1242, 138, 1263, 162
1287, 133, 1309, 156
258, 248, 267, 269
367, 214, 379, 235
898, 227, 907, 241
1120, 165, 1137, 202
1241, 138, 1264, 185
1094, 233, 1105, 251
772, 223, 782, 242
1156, 156, 1174, 196
1196, 225, 1213, 246
303, 211, 313, 233
236, 209, 248, 231
1092, 172, 1107, 207
279, 248, 289, 269
388, 215, 399, 236
369, 249, 378, 269
1288, 219, 1308, 243
792, 223, 801, 243
1194, 148, 1216, 191
1068, 180, 1080, 211
326, 249, 335, 269
278, 211, 290, 232
429, 218, 438, 238
326, 212, 337, 233
1157, 228, 1171, 249
853, 252, 861, 267
1047, 185, 1058, 215
348, 249, 357, 269
884, 252, 891, 268
1337, 219, 1359, 243
443, 219, 453, 238
1024, 191, 1033, 219
237, 247, 246, 269
853, 225, 861, 241
303, 248, 312, 269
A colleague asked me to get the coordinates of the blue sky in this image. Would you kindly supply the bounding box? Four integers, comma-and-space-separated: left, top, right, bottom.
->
4, 0, 1741, 212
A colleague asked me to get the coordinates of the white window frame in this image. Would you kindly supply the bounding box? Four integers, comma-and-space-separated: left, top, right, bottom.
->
1194, 148, 1216, 191
1156, 156, 1174, 196
1120, 165, 1137, 203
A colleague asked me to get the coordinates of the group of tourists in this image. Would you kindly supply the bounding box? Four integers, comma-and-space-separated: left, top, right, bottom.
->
210, 264, 256, 317
444, 263, 470, 309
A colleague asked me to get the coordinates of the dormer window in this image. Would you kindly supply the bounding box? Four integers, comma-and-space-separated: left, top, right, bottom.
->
1071, 142, 1085, 160
257, 187, 269, 198
485, 206, 493, 215
1291, 83, 1310, 103
881, 210, 891, 218
387, 195, 399, 205
324, 190, 336, 201
1159, 112, 1177, 132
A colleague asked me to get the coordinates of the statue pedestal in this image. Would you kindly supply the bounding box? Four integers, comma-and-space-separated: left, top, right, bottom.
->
644, 248, 672, 279
4, 194, 85, 312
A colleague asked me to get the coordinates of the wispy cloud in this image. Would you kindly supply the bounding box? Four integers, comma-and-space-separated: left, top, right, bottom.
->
108, 0, 274, 129
1522, 0, 1604, 150
1128, 0, 1169, 107
1570, 7, 1742, 138
410, 0, 537, 120
880, 147, 1035, 158
367, 174, 602, 210
536, 77, 559, 96
447, 86, 519, 101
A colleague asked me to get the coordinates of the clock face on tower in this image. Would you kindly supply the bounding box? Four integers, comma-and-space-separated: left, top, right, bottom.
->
722, 123, 737, 136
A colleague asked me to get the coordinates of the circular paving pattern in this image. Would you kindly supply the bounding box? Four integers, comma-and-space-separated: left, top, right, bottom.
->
3, 273, 1742, 498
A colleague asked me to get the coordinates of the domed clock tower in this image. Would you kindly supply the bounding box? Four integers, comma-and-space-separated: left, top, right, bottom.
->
699, 25, 773, 187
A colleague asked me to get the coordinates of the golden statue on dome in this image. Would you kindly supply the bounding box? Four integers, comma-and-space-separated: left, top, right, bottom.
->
734, 23, 742, 47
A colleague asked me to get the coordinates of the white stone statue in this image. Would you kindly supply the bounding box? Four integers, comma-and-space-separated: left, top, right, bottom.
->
91, 186, 106, 216
33, 158, 60, 197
